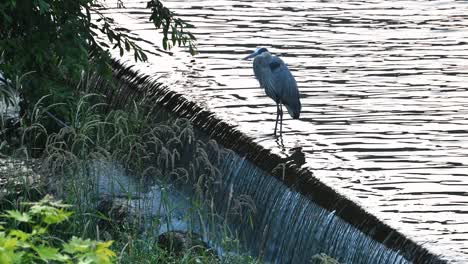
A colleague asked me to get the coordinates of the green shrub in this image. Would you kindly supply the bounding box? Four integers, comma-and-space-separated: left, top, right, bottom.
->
0, 0, 196, 124
0, 195, 116, 263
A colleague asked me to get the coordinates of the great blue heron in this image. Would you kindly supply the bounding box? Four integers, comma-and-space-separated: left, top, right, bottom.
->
244, 47, 301, 136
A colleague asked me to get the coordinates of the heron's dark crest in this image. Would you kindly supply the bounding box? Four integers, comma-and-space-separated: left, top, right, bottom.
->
256, 47, 268, 54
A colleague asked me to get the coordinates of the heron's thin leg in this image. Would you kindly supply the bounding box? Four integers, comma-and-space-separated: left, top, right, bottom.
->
274, 103, 280, 136
279, 103, 283, 136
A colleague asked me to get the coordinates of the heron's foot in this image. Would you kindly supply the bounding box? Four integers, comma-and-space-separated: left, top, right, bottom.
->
273, 129, 279, 137
273, 130, 283, 138
275, 134, 285, 150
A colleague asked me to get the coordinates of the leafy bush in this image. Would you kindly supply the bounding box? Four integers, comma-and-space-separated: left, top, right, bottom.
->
0, 0, 196, 122
0, 195, 116, 263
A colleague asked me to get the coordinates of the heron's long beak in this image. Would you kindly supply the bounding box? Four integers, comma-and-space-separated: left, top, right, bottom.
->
243, 51, 258, 60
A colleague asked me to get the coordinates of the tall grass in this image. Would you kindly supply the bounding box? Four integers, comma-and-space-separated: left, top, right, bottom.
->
0, 71, 259, 263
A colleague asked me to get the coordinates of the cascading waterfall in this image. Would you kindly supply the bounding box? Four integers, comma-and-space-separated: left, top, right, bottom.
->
210, 151, 410, 264
88, 150, 411, 264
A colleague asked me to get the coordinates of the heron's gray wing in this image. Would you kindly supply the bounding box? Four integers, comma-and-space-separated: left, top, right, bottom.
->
271, 57, 301, 119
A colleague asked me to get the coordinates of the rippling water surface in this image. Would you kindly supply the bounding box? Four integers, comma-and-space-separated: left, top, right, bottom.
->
103, 0, 468, 262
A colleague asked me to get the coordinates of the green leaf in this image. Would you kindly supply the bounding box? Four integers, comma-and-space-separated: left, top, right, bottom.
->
27, 197, 72, 225
63, 237, 116, 264
0, 237, 18, 250
34, 245, 69, 261
42, 209, 72, 225
162, 37, 168, 50
3, 211, 31, 223
96, 240, 116, 263
24, 195, 71, 209
124, 40, 130, 51
63, 237, 93, 254
0, 249, 23, 264
8, 230, 30, 241
32, 226, 47, 236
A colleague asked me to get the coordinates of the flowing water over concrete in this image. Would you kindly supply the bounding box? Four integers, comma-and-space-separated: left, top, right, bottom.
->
92, 154, 413, 264
214, 152, 412, 264
102, 0, 468, 262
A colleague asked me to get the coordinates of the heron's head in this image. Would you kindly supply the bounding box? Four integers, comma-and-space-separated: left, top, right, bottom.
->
243, 47, 269, 60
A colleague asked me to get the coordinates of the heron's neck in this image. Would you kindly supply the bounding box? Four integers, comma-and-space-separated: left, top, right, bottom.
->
261, 52, 272, 60
254, 52, 272, 65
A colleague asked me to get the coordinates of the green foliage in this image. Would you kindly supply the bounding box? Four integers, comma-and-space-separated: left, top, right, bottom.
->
0, 195, 116, 263
26, 93, 223, 191
112, 233, 258, 264
147, 0, 197, 54
0, 0, 196, 122
12, 92, 258, 263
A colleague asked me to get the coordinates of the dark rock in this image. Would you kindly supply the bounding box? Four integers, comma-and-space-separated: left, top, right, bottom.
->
157, 231, 217, 258
287, 147, 306, 167
96, 196, 143, 230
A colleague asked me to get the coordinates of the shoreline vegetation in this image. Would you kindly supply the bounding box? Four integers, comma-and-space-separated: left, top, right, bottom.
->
0, 71, 259, 263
